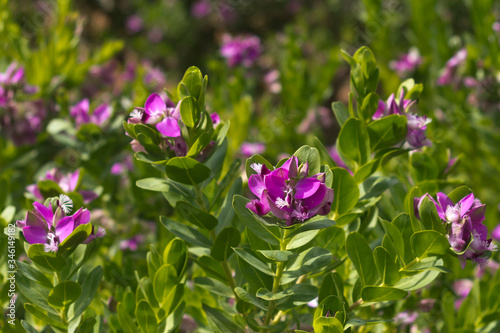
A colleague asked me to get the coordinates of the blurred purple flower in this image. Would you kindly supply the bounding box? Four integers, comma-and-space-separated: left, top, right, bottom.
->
437, 49, 467, 86
126, 15, 143, 34
191, 0, 211, 18
241, 142, 266, 157
210, 112, 220, 126
17, 199, 104, 252
453, 279, 473, 309
475, 259, 499, 278
395, 311, 418, 329
70, 99, 112, 128
147, 27, 163, 43
221, 34, 261, 67
143, 63, 166, 90
328, 145, 352, 175
111, 156, 134, 175
246, 156, 333, 226
493, 22, 500, 33
492, 223, 500, 241
419, 299, 436, 312
390, 48, 422, 77
415, 192, 497, 268
264, 70, 281, 94
119, 235, 144, 251
27, 169, 98, 204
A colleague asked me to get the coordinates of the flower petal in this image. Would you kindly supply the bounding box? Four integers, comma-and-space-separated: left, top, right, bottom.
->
55, 216, 75, 242
264, 169, 288, 199
156, 117, 181, 137
248, 174, 266, 199
33, 202, 53, 226
92, 104, 112, 126
459, 193, 475, 217
73, 208, 91, 227
23, 226, 48, 244
143, 93, 166, 123
294, 178, 321, 199
80, 190, 98, 204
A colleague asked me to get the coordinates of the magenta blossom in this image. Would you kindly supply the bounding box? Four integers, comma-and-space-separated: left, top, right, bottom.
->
390, 48, 422, 77
119, 235, 144, 251
246, 156, 333, 226
17, 200, 105, 253
111, 156, 134, 175
453, 279, 473, 309
126, 15, 143, 34
70, 99, 111, 128
415, 192, 497, 268
240, 142, 266, 157
27, 169, 98, 204
139, 93, 181, 137
221, 34, 261, 67
373, 90, 431, 148
493, 224, 500, 241
437, 49, 467, 86
191, 0, 211, 18
328, 145, 352, 175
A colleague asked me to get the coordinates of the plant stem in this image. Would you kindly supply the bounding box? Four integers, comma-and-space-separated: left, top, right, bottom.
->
349, 299, 363, 311
262, 229, 290, 332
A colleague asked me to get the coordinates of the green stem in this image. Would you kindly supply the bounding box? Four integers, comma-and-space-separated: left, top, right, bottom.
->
262, 229, 290, 332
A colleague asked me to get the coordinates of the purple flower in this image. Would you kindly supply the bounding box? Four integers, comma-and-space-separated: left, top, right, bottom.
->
415, 192, 497, 268
264, 70, 281, 94
26, 169, 98, 204
453, 279, 473, 309
390, 48, 422, 77
191, 0, 211, 18
141, 93, 181, 137
0, 63, 25, 85
240, 142, 266, 157
119, 235, 144, 251
246, 156, 334, 226
17, 200, 104, 253
437, 49, 467, 86
210, 112, 220, 126
221, 34, 261, 67
70, 99, 112, 128
126, 15, 143, 34
493, 223, 500, 241
373, 91, 431, 149
111, 156, 134, 175
143, 64, 166, 90
418, 299, 436, 312
493, 22, 500, 33
395, 311, 418, 329
328, 145, 353, 175
147, 27, 163, 43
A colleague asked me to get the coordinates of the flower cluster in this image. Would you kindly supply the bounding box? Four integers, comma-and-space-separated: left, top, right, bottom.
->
128, 93, 219, 157
246, 156, 333, 226
437, 48, 467, 86
221, 34, 261, 67
415, 192, 497, 268
374, 90, 431, 148
27, 168, 98, 204
17, 198, 105, 252
0, 62, 46, 146
70, 99, 112, 128
390, 48, 422, 77
240, 142, 266, 157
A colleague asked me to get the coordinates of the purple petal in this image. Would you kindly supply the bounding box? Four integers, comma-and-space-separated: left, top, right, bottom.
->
248, 174, 266, 199
302, 184, 328, 210
33, 202, 53, 226
72, 208, 91, 227
26, 184, 43, 200
372, 100, 386, 119
436, 192, 453, 218
282, 156, 298, 173
264, 169, 288, 198
25, 211, 47, 229
295, 178, 321, 199
266, 195, 287, 220
317, 188, 334, 215
459, 193, 475, 217
80, 190, 98, 204
23, 226, 48, 244
92, 104, 112, 126
156, 117, 181, 137
210, 112, 220, 126
246, 199, 270, 216
143, 93, 166, 123
55, 216, 75, 242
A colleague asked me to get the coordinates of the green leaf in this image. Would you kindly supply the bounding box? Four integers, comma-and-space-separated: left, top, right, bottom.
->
361, 286, 408, 302
237, 255, 273, 292
411, 230, 449, 259
27, 244, 66, 272
360, 93, 379, 121
234, 287, 267, 310
293, 145, 321, 175
179, 96, 199, 127
332, 102, 350, 127
233, 248, 275, 276
314, 295, 346, 323
136, 300, 157, 333
346, 232, 379, 286
136, 277, 160, 310
187, 132, 212, 157
176, 201, 218, 230
401, 257, 451, 273
258, 250, 297, 262
313, 316, 344, 333
282, 247, 333, 282
194, 277, 234, 298
275, 284, 319, 311
319, 273, 344, 304
48, 281, 81, 310
379, 218, 405, 265
164, 157, 211, 185
447, 186, 473, 204
16, 272, 54, 314
394, 269, 441, 291
211, 227, 241, 261
406, 186, 423, 232
192, 255, 227, 282
70, 266, 103, 320
287, 230, 319, 250
418, 196, 446, 234
16, 261, 53, 289
160, 216, 212, 248
410, 152, 438, 183
232, 195, 280, 246
285, 219, 336, 239
338, 117, 370, 166
163, 239, 188, 278
181, 66, 203, 98
367, 114, 407, 151
153, 264, 179, 304
117, 302, 137, 333
245, 155, 274, 178
202, 304, 244, 333
58, 223, 93, 256
24, 303, 67, 330
75, 318, 97, 333
373, 247, 400, 285
331, 167, 359, 216
137, 178, 194, 207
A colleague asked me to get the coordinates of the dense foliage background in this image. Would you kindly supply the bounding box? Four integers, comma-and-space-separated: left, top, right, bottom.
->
1, 0, 500, 332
